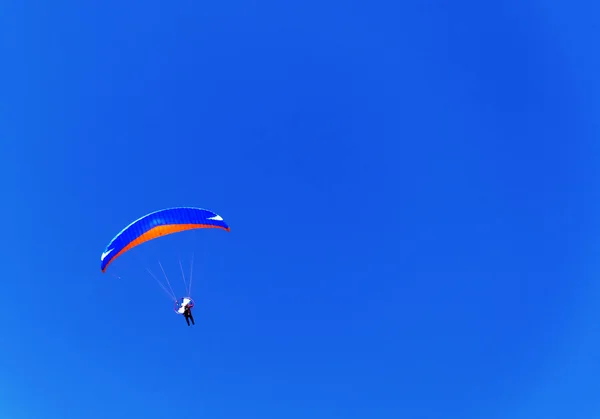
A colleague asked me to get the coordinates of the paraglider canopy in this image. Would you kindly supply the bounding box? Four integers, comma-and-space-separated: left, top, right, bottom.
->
100, 207, 230, 273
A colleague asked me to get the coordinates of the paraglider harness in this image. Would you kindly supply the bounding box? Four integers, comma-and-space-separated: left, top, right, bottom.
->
175, 297, 195, 326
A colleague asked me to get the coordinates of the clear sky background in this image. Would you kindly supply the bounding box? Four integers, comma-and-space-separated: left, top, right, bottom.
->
1, 1, 599, 418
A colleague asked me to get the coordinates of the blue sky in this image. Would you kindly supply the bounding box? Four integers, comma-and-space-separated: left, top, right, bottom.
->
2, 0, 599, 418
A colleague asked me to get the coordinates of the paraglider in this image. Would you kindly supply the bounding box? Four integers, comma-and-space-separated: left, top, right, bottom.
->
175, 297, 195, 326
183, 303, 195, 326
100, 207, 230, 324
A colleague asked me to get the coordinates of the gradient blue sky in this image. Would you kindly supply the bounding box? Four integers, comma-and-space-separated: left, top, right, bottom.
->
2, 1, 599, 418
